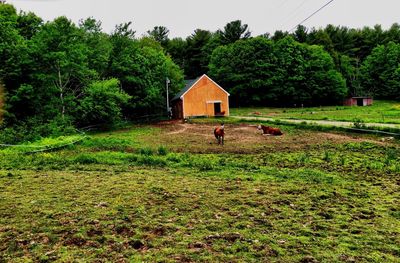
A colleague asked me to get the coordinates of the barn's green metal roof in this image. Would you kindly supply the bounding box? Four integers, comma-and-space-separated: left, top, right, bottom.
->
171, 77, 201, 101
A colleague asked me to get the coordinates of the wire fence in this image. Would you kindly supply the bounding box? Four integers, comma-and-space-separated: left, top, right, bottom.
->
0, 128, 89, 154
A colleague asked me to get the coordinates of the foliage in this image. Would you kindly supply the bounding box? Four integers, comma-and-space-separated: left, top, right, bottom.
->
361, 42, 400, 99
184, 29, 212, 78
76, 79, 130, 127
209, 36, 347, 106
2, 2, 400, 142
217, 20, 251, 45
0, 4, 184, 139
147, 26, 170, 47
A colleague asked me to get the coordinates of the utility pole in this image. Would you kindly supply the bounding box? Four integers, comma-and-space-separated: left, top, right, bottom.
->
166, 77, 171, 118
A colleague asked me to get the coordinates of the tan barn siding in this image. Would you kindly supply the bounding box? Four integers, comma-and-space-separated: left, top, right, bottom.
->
182, 76, 229, 118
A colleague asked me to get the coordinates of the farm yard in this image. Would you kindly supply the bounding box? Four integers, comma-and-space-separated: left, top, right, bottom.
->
1, 119, 399, 262
3, 1, 400, 262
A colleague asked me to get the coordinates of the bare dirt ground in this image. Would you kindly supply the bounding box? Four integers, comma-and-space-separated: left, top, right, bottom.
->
150, 121, 392, 154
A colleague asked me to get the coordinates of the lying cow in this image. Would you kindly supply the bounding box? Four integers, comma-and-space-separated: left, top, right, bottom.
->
258, 125, 283, 136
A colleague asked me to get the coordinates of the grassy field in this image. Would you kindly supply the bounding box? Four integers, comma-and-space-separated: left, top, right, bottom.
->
231, 100, 400, 124
0, 120, 399, 262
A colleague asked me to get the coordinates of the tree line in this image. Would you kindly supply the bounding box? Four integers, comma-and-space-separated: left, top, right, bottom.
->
159, 22, 400, 105
0, 4, 183, 142
1, 3, 400, 142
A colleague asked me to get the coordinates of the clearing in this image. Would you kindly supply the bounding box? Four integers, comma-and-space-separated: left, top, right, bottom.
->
0, 120, 399, 262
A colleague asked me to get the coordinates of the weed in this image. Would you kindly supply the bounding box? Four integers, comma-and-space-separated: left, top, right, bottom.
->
74, 154, 98, 164
298, 152, 310, 165
139, 147, 153, 156
323, 151, 331, 162
353, 118, 366, 129
157, 146, 168, 156
339, 155, 346, 165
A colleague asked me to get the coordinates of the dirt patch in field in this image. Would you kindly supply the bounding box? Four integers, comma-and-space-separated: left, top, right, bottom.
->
150, 122, 390, 154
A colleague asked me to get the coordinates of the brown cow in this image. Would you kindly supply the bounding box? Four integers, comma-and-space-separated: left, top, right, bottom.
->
214, 123, 225, 145
258, 125, 283, 136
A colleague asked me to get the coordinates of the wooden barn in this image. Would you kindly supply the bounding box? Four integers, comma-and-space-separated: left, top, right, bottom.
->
344, 97, 373, 106
171, 74, 230, 119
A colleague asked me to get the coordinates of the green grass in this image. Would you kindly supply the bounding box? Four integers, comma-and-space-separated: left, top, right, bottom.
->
231, 100, 400, 124
0, 124, 399, 262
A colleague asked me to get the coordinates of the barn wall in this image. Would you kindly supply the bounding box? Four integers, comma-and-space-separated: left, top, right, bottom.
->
343, 98, 355, 106
172, 100, 183, 119
182, 76, 229, 118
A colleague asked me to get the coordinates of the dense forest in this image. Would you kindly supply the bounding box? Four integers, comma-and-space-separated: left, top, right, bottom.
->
1, 3, 400, 142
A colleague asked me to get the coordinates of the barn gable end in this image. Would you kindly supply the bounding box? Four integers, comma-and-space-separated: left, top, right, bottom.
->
171, 75, 229, 119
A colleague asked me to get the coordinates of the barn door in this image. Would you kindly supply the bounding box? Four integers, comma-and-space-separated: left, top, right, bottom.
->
214, 102, 221, 115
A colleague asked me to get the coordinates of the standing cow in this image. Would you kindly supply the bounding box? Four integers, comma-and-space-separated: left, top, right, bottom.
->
214, 123, 225, 145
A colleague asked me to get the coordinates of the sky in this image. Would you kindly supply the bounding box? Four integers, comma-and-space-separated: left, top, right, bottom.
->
6, 0, 400, 38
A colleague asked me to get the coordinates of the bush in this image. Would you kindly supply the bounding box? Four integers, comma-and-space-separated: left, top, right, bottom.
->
76, 79, 131, 127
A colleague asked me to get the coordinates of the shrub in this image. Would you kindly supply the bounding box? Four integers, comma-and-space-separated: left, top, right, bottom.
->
76, 79, 131, 127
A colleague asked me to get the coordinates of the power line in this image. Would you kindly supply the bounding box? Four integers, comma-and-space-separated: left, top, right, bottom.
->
275, 0, 291, 9
289, 0, 335, 32
280, 0, 310, 29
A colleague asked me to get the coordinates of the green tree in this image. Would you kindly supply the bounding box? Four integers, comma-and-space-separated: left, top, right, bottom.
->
217, 20, 251, 45
147, 26, 169, 47
28, 16, 96, 120
361, 42, 400, 99
0, 4, 26, 88
77, 79, 130, 126
166, 37, 187, 70
108, 26, 184, 117
16, 10, 43, 40
293, 25, 308, 43
185, 29, 212, 78
209, 37, 276, 106
209, 36, 347, 106
0, 3, 30, 122
79, 17, 112, 78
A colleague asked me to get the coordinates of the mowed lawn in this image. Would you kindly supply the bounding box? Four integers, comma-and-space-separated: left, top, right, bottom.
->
0, 121, 399, 262
231, 100, 400, 124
